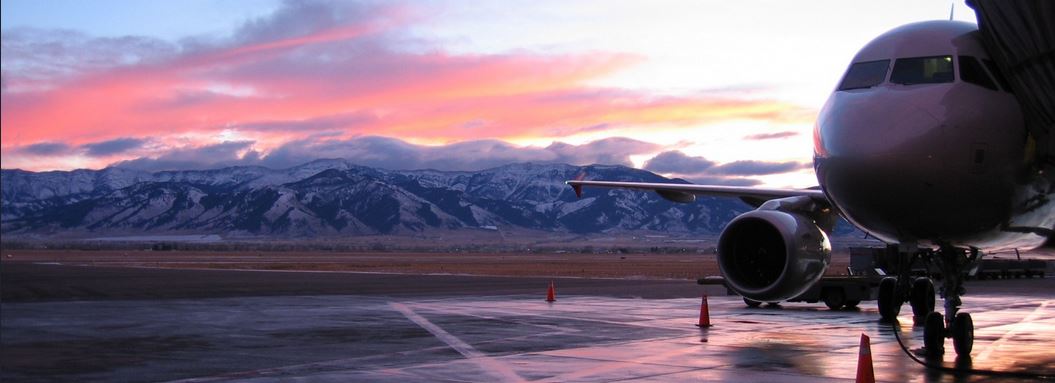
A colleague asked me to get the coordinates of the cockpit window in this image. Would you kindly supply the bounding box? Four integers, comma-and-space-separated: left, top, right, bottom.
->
890, 56, 954, 85
959, 56, 998, 91
982, 59, 1014, 93
837, 60, 890, 91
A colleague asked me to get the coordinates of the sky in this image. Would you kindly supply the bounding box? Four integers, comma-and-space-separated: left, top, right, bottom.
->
1, 0, 978, 187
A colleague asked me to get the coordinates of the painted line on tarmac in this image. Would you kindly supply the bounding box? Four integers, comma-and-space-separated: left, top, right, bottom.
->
389, 301, 526, 382
975, 299, 1052, 361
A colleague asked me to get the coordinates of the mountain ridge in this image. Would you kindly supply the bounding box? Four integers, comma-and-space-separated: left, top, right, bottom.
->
1, 161, 764, 238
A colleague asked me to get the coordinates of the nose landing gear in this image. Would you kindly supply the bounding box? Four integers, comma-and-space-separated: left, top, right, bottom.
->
930, 246, 978, 357
875, 245, 979, 357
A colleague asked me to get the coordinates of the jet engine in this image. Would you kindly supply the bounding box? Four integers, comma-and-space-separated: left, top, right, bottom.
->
717, 196, 833, 302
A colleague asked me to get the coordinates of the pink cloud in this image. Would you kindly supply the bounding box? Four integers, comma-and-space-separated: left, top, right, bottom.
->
1, 1, 813, 171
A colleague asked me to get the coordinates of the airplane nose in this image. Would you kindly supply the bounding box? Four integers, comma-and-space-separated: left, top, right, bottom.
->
814, 90, 947, 243
815, 91, 942, 158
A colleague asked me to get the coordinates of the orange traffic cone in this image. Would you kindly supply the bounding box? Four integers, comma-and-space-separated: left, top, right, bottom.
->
546, 281, 556, 302
856, 333, 875, 383
696, 294, 711, 328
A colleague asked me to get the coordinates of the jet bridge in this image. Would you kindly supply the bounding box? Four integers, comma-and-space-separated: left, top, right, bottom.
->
968, 0, 1055, 165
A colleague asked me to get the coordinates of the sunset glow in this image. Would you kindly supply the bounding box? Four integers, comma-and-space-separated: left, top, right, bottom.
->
1, 0, 977, 187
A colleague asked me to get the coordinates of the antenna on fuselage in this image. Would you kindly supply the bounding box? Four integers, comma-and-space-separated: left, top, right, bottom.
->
949, 3, 955, 21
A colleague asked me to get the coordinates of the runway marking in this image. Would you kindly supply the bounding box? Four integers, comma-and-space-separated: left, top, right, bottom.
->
411, 301, 692, 331
389, 302, 526, 383
975, 299, 1052, 361
415, 305, 582, 333
536, 343, 705, 382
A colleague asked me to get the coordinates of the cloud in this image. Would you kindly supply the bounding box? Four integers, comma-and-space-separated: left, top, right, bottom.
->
1, 28, 178, 92
640, 150, 809, 185
254, 136, 423, 170
15, 141, 72, 156
1, 0, 654, 146
1, 0, 815, 175
643, 151, 715, 174
108, 136, 660, 172
10, 137, 148, 160
685, 176, 763, 187
110, 141, 255, 171
708, 160, 809, 176
257, 136, 659, 170
229, 0, 393, 47
231, 112, 379, 132
80, 137, 148, 156
744, 131, 799, 140
545, 137, 660, 167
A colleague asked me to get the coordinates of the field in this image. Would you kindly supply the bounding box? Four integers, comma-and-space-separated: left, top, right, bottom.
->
0, 249, 864, 280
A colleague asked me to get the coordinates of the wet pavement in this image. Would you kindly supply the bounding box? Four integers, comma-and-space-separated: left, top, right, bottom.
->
2, 266, 1053, 382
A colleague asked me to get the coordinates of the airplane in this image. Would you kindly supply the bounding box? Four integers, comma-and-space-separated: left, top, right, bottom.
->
567, 19, 1054, 358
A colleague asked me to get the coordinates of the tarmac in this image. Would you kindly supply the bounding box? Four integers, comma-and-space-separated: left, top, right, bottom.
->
2, 263, 1053, 382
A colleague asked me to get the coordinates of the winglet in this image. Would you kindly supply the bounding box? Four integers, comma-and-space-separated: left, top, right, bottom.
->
570, 171, 587, 198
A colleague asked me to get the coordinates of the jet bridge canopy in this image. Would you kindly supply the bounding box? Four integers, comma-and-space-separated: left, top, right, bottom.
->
968, 0, 1055, 162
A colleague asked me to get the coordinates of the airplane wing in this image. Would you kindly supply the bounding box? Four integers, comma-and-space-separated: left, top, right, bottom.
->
565, 180, 827, 205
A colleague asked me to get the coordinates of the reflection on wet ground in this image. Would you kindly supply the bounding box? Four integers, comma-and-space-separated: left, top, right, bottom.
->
3, 285, 1053, 382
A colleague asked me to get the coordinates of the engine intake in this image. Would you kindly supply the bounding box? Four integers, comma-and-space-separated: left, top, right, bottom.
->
717, 207, 831, 302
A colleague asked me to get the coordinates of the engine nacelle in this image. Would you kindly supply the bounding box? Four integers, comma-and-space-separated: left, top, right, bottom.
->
717, 207, 832, 302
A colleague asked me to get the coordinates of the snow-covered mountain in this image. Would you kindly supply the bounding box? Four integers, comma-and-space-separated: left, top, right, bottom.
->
1, 160, 753, 238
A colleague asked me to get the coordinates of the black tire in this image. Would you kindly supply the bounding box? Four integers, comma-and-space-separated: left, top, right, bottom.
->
743, 297, 762, 308
878, 277, 901, 321
823, 288, 846, 310
952, 312, 974, 356
844, 300, 861, 309
910, 278, 935, 318
923, 311, 945, 356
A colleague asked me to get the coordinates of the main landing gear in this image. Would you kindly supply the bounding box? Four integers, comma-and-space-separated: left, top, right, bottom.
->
876, 245, 979, 357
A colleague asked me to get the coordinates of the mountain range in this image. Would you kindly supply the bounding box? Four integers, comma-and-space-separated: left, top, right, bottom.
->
2, 160, 765, 239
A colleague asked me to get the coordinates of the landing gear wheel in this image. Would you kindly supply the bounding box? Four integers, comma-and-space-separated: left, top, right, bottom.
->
878, 277, 901, 320
824, 289, 846, 310
923, 311, 945, 356
844, 300, 860, 309
743, 297, 762, 308
952, 312, 974, 356
910, 277, 935, 318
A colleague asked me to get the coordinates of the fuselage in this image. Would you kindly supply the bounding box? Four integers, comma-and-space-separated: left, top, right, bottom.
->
814, 21, 1054, 252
